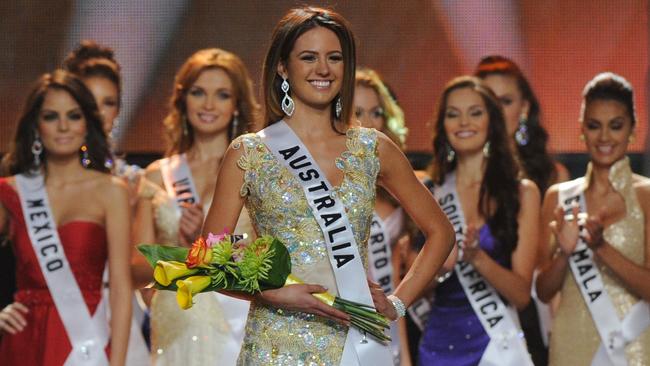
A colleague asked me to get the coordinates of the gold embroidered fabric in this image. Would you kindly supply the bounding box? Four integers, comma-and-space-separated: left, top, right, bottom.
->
550, 157, 650, 365
137, 177, 253, 365
234, 127, 379, 366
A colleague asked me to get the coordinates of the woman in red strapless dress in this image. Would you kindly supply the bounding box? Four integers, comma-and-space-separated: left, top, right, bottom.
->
0, 70, 132, 366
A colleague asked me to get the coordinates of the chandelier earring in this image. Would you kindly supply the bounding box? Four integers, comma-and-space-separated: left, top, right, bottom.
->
515, 114, 530, 146
31, 131, 43, 168
446, 144, 456, 163
628, 134, 636, 144
281, 77, 295, 117
230, 111, 240, 138
81, 144, 91, 168
482, 141, 491, 158
335, 96, 342, 119
182, 114, 189, 136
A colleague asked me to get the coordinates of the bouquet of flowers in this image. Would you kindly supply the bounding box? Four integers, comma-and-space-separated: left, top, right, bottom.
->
137, 232, 391, 342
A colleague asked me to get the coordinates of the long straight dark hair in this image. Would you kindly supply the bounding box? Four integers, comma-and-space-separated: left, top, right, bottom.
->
261, 7, 356, 132
430, 76, 521, 256
2, 70, 110, 175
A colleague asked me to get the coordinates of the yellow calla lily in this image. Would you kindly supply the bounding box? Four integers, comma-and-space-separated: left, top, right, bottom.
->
176, 276, 212, 310
153, 260, 199, 286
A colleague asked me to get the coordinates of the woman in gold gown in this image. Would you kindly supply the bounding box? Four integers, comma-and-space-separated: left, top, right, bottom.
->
202, 7, 455, 366
536, 72, 650, 365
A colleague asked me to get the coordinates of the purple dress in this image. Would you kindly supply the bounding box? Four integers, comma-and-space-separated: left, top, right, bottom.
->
418, 224, 510, 366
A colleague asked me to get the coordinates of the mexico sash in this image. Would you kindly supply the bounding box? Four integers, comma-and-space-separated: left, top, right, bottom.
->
434, 172, 532, 366
160, 154, 250, 365
258, 121, 392, 366
558, 178, 650, 366
15, 173, 109, 366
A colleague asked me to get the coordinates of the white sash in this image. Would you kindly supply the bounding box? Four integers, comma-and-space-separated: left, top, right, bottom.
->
258, 121, 392, 366
15, 173, 109, 366
369, 212, 400, 364
159, 154, 249, 365
434, 172, 532, 366
558, 178, 650, 366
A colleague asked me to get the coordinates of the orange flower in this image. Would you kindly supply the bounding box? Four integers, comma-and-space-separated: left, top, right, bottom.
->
186, 237, 213, 268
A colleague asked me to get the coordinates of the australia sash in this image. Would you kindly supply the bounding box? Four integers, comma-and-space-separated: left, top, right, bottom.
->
258, 121, 392, 366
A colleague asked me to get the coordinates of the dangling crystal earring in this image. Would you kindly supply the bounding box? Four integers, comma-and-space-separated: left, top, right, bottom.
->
514, 114, 530, 146
31, 131, 43, 168
482, 141, 491, 158
182, 115, 189, 136
335, 96, 342, 119
230, 112, 239, 138
446, 144, 456, 162
281, 77, 295, 117
81, 144, 91, 168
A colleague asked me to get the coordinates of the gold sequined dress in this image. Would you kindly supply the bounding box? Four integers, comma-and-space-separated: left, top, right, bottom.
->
138, 178, 252, 365
234, 127, 379, 366
549, 157, 650, 365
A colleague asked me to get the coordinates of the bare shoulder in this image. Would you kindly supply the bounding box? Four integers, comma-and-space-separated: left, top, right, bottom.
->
374, 130, 402, 159
519, 178, 541, 203
553, 160, 570, 183
99, 174, 129, 199
144, 159, 164, 186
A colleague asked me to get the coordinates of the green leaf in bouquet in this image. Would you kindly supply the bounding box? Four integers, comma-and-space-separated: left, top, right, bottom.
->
259, 238, 292, 289
137, 244, 189, 268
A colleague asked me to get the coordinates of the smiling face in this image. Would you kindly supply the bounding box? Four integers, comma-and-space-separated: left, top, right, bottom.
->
482, 74, 529, 137
443, 87, 490, 156
353, 85, 384, 130
37, 88, 87, 159
581, 98, 633, 167
83, 76, 119, 134
185, 68, 237, 137
278, 26, 344, 112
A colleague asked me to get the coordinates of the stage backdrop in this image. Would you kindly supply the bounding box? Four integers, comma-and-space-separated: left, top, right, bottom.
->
0, 0, 648, 156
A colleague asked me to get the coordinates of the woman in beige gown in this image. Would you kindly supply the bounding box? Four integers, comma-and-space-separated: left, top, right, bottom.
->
536, 72, 650, 365
132, 48, 260, 365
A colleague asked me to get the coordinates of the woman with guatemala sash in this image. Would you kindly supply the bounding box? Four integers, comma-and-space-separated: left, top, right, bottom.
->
0, 70, 132, 365
202, 6, 455, 366
131, 48, 260, 365
418, 76, 540, 365
353, 67, 411, 365
536, 72, 650, 365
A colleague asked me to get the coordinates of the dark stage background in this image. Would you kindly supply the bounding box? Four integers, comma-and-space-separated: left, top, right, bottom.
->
0, 0, 648, 171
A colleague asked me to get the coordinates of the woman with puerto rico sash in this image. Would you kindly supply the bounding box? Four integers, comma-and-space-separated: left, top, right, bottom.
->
536, 72, 650, 365
202, 7, 455, 366
0, 70, 132, 365
418, 76, 540, 365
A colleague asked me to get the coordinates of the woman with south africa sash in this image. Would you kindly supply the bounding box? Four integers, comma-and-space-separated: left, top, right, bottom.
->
131, 48, 260, 365
418, 76, 540, 365
536, 72, 650, 365
0, 70, 132, 365
201, 7, 455, 366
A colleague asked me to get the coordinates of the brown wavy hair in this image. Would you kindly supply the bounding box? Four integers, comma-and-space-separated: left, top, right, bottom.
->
261, 6, 356, 132
355, 67, 408, 149
475, 55, 556, 194
430, 76, 521, 256
63, 40, 122, 108
2, 70, 110, 175
164, 48, 260, 156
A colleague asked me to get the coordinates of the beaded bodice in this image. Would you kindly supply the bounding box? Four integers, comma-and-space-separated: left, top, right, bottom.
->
234, 126, 380, 366
551, 157, 650, 365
